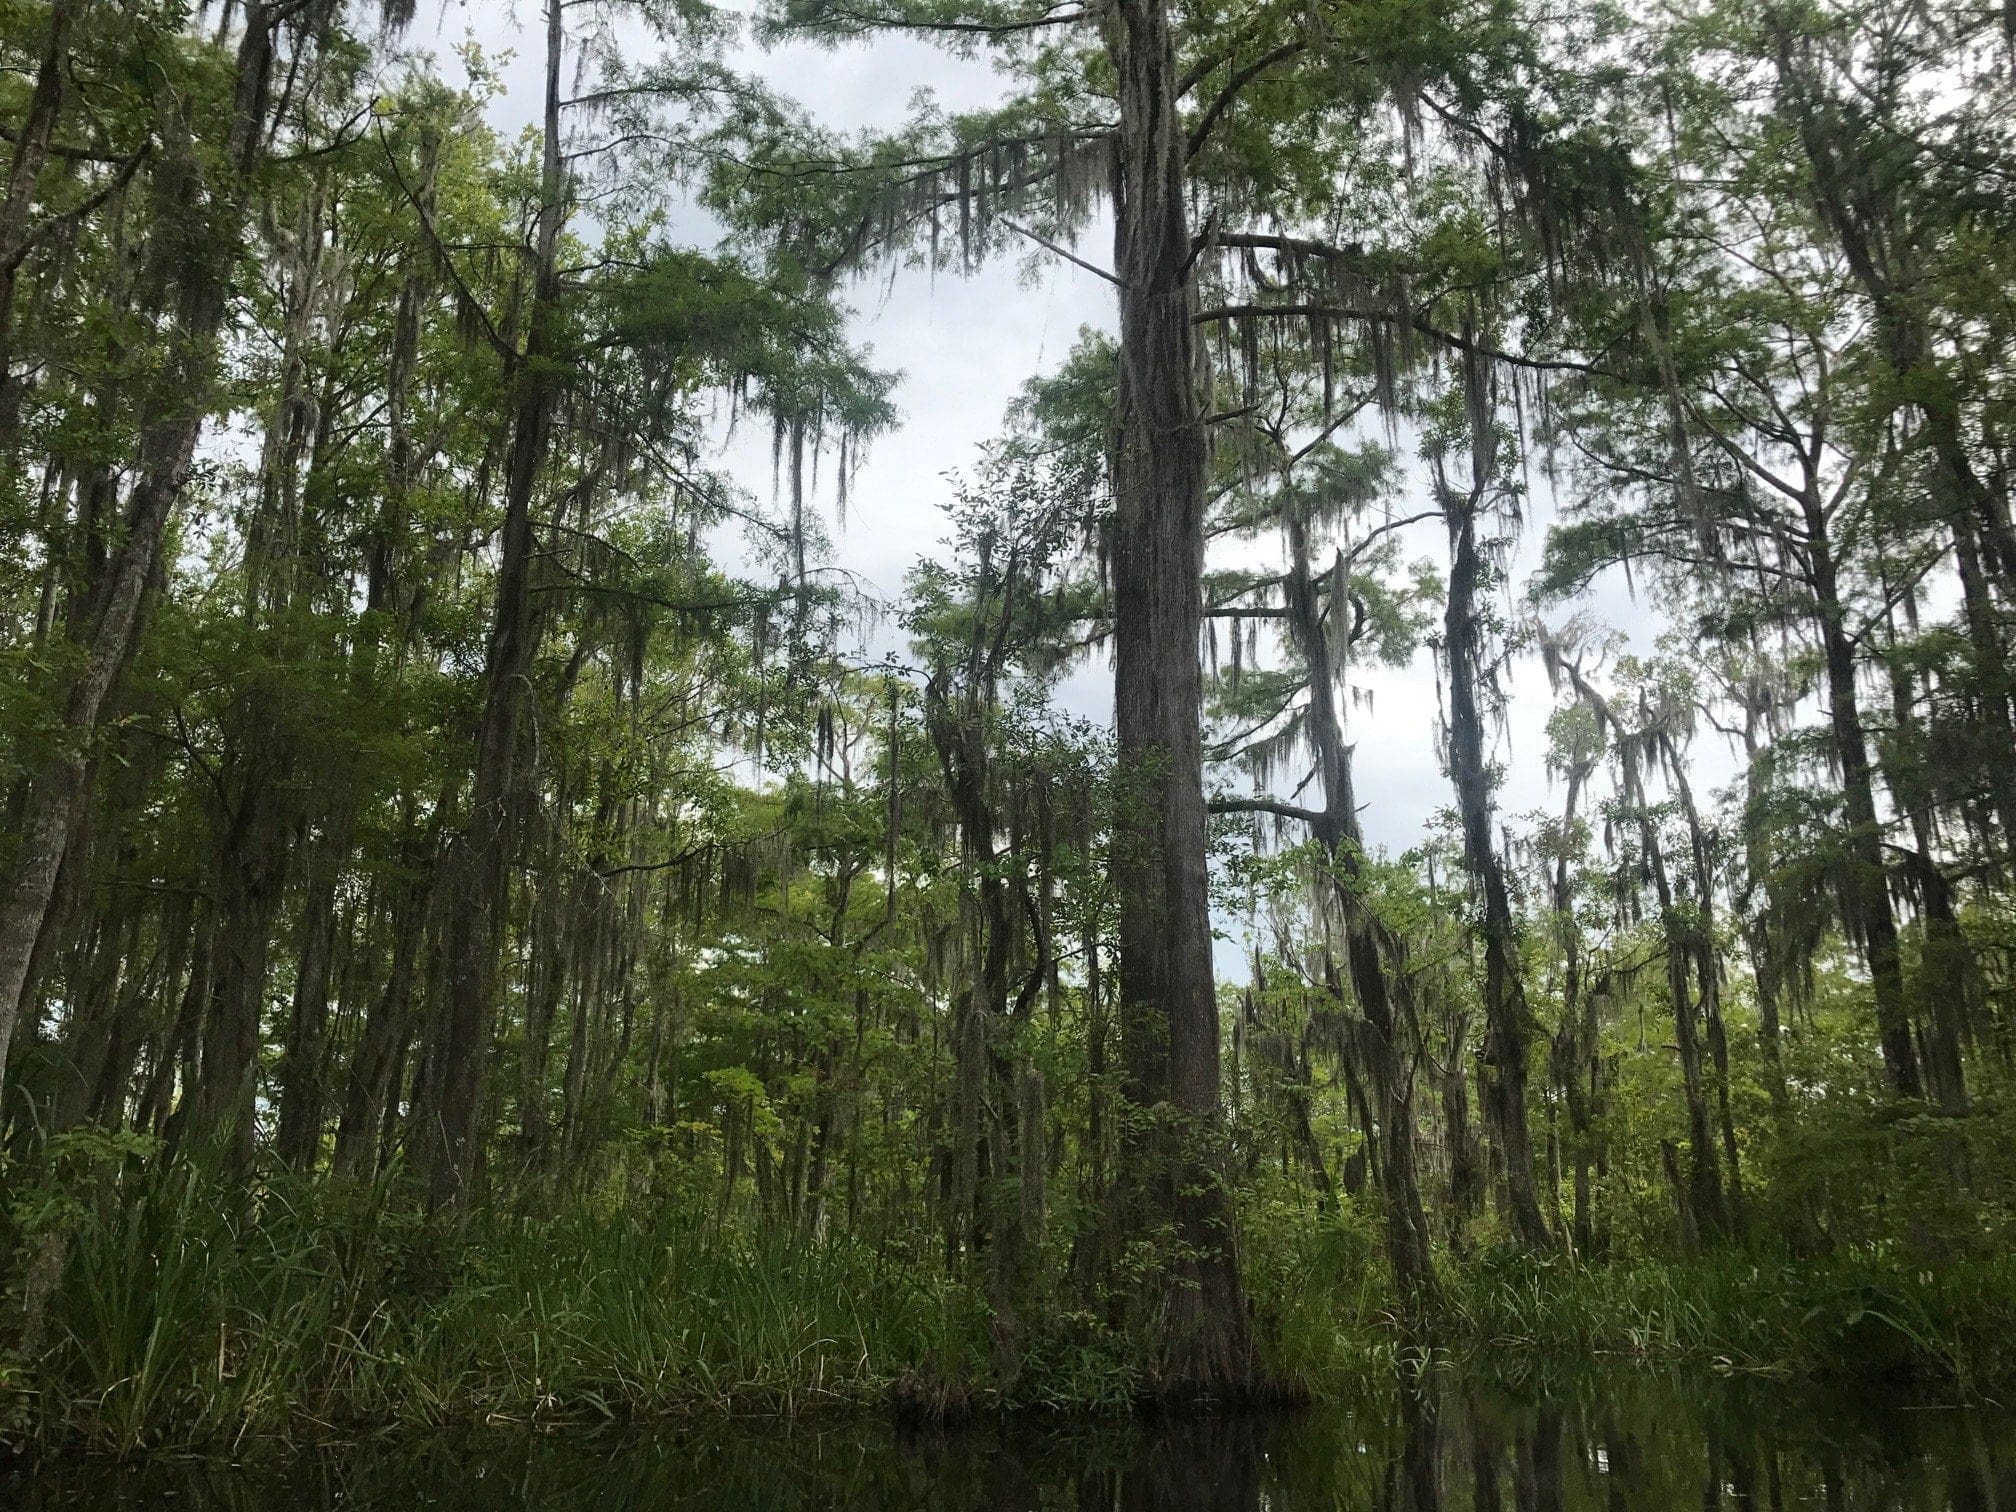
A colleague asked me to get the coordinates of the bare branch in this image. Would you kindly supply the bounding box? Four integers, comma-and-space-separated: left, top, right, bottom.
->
1209, 796, 1324, 825
999, 216, 1121, 286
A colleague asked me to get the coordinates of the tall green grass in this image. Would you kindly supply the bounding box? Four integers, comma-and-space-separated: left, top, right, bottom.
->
12, 1160, 2016, 1451
1436, 1248, 2016, 1388
1251, 1199, 2016, 1397
16, 1162, 1011, 1450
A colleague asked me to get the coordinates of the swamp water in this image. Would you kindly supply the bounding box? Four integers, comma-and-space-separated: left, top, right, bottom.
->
7, 1373, 2010, 1508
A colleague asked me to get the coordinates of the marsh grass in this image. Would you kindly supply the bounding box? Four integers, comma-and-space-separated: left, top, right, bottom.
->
17, 1161, 1005, 1450
10, 1159, 2015, 1451
1262, 1209, 2016, 1395
1436, 1248, 2016, 1388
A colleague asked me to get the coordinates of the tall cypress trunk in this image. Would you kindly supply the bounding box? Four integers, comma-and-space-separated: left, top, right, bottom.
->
141, 915, 211, 1138
1736, 724, 1792, 1116
1547, 758, 1602, 1254
1781, 50, 2016, 849
426, 0, 569, 1206
333, 877, 425, 1179
518, 839, 568, 1163
1103, 0, 1253, 1392
276, 809, 353, 1169
1882, 652, 1972, 1114
47, 862, 140, 1132
1443, 495, 1551, 1248
188, 178, 343, 1167
1809, 515, 1922, 1098
925, 650, 1041, 1357
1552, 645, 1727, 1234
1641, 797, 1726, 1239
1668, 758, 1743, 1228
1442, 1036, 1486, 1247
1276, 512, 1437, 1305
261, 203, 352, 1170
190, 757, 293, 1168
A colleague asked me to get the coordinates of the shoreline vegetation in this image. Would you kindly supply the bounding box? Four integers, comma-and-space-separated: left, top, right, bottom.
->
4, 1156, 2013, 1454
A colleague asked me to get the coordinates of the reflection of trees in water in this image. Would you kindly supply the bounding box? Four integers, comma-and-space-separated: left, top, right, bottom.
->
10, 1378, 2014, 1509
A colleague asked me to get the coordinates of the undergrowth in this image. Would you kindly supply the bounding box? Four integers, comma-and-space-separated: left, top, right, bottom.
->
5, 1163, 2014, 1451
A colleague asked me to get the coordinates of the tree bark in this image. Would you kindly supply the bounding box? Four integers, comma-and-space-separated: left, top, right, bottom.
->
1443, 492, 1552, 1248
1547, 758, 1602, 1254
1809, 521, 1922, 1098
425, 0, 569, 1206
1273, 510, 1438, 1305
1103, 0, 1254, 1394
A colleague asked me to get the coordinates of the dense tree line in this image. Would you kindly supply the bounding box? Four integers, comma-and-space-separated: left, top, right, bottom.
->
1, 0, 2014, 1425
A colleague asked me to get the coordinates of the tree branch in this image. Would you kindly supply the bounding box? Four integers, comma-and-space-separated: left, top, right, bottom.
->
1209, 795, 1323, 825
1186, 41, 1308, 158
998, 216, 1121, 285
1195, 301, 1620, 379
783, 2, 1086, 36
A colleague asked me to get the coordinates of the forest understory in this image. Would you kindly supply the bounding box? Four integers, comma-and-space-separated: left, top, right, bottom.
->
5, 0, 2016, 1459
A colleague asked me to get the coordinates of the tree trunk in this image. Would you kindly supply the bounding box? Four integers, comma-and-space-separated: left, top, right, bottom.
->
1103, 0, 1253, 1394
276, 808, 353, 1169
1641, 806, 1726, 1240
1669, 759, 1743, 1230
1443, 495, 1551, 1248
1547, 760, 1601, 1254
1734, 720, 1794, 1117
425, 0, 569, 1206
1810, 524, 1922, 1097
1882, 649, 1973, 1114
190, 757, 292, 1169
1279, 512, 1438, 1304
334, 804, 443, 1180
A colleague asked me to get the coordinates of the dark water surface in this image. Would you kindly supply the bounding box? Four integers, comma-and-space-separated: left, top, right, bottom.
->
9, 1374, 2011, 1508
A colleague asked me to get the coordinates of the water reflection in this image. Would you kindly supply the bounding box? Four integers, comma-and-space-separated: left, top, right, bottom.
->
10, 1374, 2011, 1509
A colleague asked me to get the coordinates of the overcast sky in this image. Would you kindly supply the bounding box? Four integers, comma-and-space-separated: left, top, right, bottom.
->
416, 0, 1731, 874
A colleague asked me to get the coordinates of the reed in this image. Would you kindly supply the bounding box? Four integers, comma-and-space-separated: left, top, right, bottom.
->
11, 1157, 2015, 1451
19, 1161, 999, 1450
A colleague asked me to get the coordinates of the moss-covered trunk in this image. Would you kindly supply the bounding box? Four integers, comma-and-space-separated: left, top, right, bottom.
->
1104, 0, 1254, 1395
